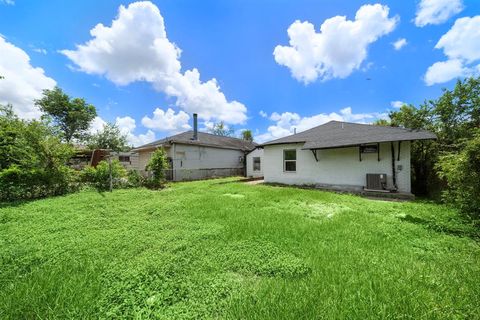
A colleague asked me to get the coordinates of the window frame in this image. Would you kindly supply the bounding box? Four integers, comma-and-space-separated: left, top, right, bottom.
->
252, 157, 261, 171
283, 149, 297, 172
118, 155, 130, 163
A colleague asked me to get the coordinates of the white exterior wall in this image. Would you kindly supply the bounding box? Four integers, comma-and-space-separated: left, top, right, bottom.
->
263, 142, 411, 193
171, 144, 244, 170
136, 147, 172, 171
171, 144, 245, 181
134, 143, 246, 181
246, 148, 264, 178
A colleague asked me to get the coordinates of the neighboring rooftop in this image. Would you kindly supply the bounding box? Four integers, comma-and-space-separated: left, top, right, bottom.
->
261, 121, 436, 150
132, 131, 257, 151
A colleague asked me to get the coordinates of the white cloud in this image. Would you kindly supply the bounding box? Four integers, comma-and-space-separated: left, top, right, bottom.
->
129, 130, 156, 147
33, 48, 47, 55
141, 107, 191, 133
116, 116, 156, 146
0, 36, 56, 119
61, 1, 247, 124
273, 4, 398, 84
0, 0, 14, 5
424, 16, 480, 85
259, 110, 268, 118
89, 115, 156, 147
392, 38, 407, 50
435, 16, 480, 63
116, 116, 136, 135
424, 59, 470, 85
201, 120, 215, 132
415, 0, 463, 27
158, 69, 247, 124
390, 100, 406, 108
89, 116, 107, 134
256, 107, 386, 143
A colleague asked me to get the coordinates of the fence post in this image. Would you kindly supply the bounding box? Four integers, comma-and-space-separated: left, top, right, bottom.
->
109, 154, 113, 192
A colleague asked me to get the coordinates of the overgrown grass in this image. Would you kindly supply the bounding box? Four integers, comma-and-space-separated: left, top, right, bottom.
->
0, 178, 478, 319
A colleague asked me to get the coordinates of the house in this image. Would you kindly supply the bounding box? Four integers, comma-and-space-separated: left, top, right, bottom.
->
246, 147, 264, 178
258, 121, 436, 195
131, 114, 257, 181
70, 148, 138, 171
114, 152, 139, 171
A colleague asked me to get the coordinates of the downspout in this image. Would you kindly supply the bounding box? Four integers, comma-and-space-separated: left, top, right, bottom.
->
243, 150, 247, 177
172, 142, 176, 181
391, 142, 398, 191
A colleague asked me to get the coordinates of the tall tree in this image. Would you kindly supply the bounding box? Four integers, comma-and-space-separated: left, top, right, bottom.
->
387, 104, 437, 195
241, 129, 253, 142
209, 121, 234, 137
35, 87, 97, 143
88, 123, 129, 152
373, 119, 390, 126
0, 105, 75, 200
380, 76, 480, 197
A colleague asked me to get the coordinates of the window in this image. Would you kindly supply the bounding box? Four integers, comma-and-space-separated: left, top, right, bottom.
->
253, 157, 261, 171
283, 149, 296, 172
118, 155, 130, 162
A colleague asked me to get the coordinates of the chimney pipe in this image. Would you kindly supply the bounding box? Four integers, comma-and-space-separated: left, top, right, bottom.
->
294, 127, 297, 134
193, 113, 198, 140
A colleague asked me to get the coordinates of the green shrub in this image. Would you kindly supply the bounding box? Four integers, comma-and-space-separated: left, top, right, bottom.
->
145, 148, 169, 189
437, 130, 480, 220
0, 105, 78, 201
81, 160, 127, 191
126, 170, 143, 188
0, 165, 78, 201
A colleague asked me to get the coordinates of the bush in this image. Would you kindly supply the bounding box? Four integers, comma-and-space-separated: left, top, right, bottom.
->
436, 130, 480, 220
81, 160, 127, 191
0, 105, 78, 201
0, 165, 79, 201
126, 170, 143, 188
145, 148, 169, 189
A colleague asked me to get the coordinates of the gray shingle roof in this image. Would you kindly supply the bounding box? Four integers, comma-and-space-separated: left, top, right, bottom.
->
261, 121, 436, 149
132, 131, 257, 152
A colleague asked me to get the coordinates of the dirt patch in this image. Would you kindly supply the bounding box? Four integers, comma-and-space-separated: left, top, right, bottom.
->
244, 179, 264, 185
223, 193, 245, 199
304, 202, 352, 220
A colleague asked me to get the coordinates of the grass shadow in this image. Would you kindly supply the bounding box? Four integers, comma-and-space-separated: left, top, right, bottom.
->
399, 214, 480, 241
210, 177, 252, 185
0, 199, 31, 209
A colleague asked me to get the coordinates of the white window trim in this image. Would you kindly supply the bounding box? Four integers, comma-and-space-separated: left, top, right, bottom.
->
283, 149, 297, 172
253, 157, 261, 171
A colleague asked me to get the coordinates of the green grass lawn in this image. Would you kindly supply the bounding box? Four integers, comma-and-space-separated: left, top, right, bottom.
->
0, 178, 479, 319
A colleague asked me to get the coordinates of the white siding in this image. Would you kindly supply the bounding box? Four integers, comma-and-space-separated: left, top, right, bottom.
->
136, 147, 172, 172
134, 143, 246, 181
246, 148, 264, 178
263, 142, 411, 193
172, 144, 244, 170
171, 144, 245, 181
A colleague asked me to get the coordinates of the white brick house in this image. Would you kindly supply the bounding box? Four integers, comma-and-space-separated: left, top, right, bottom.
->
259, 121, 436, 195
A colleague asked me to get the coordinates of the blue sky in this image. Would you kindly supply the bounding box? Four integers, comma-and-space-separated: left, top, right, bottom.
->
1, 0, 479, 145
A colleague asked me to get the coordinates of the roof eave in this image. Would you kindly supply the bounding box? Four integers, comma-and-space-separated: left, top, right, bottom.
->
259, 141, 306, 147
302, 136, 437, 150
171, 140, 254, 151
